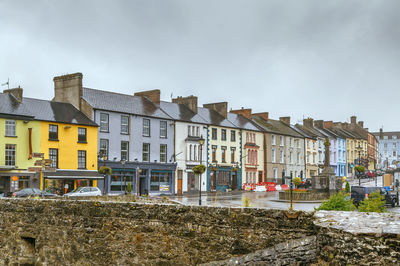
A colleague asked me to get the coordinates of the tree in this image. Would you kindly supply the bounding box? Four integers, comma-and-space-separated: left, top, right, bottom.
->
316, 191, 356, 211
358, 191, 386, 213
345, 181, 350, 193
293, 177, 302, 188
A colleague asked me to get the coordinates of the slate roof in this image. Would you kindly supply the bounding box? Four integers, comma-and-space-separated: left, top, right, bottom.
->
82, 87, 172, 120
372, 131, 400, 140
0, 93, 97, 126
251, 115, 304, 138
295, 124, 326, 139
197, 107, 237, 128
22, 98, 98, 126
292, 125, 314, 139
227, 113, 261, 131
0, 93, 34, 119
159, 101, 207, 124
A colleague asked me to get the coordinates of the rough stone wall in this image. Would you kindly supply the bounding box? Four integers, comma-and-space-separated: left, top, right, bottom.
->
80, 98, 93, 120
0, 199, 315, 265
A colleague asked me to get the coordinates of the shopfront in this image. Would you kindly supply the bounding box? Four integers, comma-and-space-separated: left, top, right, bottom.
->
208, 166, 241, 192
105, 161, 176, 195
0, 172, 38, 196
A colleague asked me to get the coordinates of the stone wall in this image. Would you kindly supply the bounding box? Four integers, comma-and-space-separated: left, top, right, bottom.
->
0, 199, 399, 265
279, 191, 329, 201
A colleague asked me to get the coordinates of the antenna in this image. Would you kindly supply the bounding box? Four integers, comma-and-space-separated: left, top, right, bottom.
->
1, 78, 9, 89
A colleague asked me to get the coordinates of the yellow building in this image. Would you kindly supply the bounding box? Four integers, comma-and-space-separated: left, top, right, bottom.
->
0, 89, 100, 195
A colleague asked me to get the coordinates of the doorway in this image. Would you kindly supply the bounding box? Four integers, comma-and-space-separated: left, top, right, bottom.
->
187, 172, 198, 192
177, 170, 183, 195
232, 173, 237, 190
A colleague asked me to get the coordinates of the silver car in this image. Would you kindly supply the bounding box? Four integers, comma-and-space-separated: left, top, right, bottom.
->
64, 187, 102, 197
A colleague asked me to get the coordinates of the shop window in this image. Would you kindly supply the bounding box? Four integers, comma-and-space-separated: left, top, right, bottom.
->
143, 119, 150, 137
160, 121, 167, 138
160, 144, 167, 163
150, 171, 172, 192
5, 144, 16, 166
78, 128, 87, 143
121, 115, 129, 134
18, 177, 29, 189
5, 120, 16, 137
78, 150, 86, 169
100, 113, 109, 132
49, 148, 58, 168
49, 125, 58, 140
216, 171, 230, 186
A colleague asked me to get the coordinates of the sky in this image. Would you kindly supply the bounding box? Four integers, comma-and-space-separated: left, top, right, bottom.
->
1, 0, 399, 132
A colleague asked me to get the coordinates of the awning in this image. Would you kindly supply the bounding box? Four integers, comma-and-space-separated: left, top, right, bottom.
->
45, 176, 103, 180
43, 169, 103, 180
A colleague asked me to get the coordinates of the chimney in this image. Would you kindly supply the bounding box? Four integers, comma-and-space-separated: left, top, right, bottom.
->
333, 122, 342, 129
279, 116, 291, 125
203, 102, 228, 118
134, 89, 160, 105
379, 128, 383, 140
303, 118, 314, 128
324, 121, 333, 129
358, 121, 364, 128
3, 87, 23, 102
314, 120, 324, 129
350, 116, 357, 124
230, 107, 252, 119
342, 122, 349, 130
253, 112, 269, 121
172, 95, 198, 114
53, 73, 83, 110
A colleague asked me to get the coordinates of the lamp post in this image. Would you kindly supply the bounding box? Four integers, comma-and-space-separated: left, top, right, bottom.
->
102, 155, 108, 195
120, 159, 126, 195
198, 136, 205, 206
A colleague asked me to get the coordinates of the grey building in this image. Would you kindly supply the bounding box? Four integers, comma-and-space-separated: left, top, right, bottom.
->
53, 73, 176, 195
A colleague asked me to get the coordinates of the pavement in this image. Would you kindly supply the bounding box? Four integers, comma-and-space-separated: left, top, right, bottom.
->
169, 175, 400, 213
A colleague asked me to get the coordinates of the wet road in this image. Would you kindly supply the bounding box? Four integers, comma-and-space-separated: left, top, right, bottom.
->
169, 191, 321, 211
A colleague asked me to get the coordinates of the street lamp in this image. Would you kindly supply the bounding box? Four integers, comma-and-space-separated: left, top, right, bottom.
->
120, 159, 126, 195
102, 155, 108, 195
198, 136, 205, 206
356, 144, 362, 186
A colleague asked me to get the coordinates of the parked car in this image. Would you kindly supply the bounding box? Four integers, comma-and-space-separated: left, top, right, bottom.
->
351, 186, 397, 207
12, 188, 57, 198
64, 187, 102, 197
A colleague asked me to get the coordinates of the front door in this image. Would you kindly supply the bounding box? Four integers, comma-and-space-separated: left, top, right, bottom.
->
139, 177, 146, 195
187, 172, 198, 192
258, 171, 263, 183
177, 170, 183, 195
232, 173, 236, 190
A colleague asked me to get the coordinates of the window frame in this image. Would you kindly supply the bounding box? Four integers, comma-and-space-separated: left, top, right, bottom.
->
221, 129, 227, 141
78, 150, 87, 169
78, 127, 87, 143
212, 145, 217, 162
143, 118, 151, 137
120, 115, 129, 135
5, 120, 16, 137
221, 146, 227, 162
99, 139, 109, 158
211, 128, 217, 140
5, 144, 16, 166
99, 113, 109, 133
143, 143, 150, 162
49, 148, 58, 168
231, 130, 236, 142
121, 141, 129, 161
160, 121, 167, 139
160, 144, 167, 163
49, 124, 58, 141
231, 147, 236, 163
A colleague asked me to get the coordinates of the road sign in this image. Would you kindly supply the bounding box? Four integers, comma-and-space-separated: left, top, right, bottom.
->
11, 176, 18, 182
33, 153, 44, 158
44, 167, 56, 172
34, 160, 44, 166
44, 159, 53, 165
28, 167, 43, 172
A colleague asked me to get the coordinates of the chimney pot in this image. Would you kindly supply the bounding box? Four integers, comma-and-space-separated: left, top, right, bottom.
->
172, 95, 198, 114
203, 102, 228, 118
279, 116, 291, 125
253, 112, 269, 121
3, 87, 23, 102
134, 89, 161, 105
350, 116, 357, 124
53, 72, 83, 110
230, 108, 252, 119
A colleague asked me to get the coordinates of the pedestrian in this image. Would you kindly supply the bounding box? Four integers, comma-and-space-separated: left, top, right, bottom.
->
64, 183, 69, 194
368, 171, 371, 179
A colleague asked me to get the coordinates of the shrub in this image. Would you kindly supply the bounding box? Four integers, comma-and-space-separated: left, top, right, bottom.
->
358, 191, 386, 213
99, 166, 112, 175
193, 164, 206, 175
243, 196, 250, 207
345, 181, 350, 193
127, 182, 132, 193
354, 165, 365, 174
293, 177, 302, 188
316, 191, 356, 211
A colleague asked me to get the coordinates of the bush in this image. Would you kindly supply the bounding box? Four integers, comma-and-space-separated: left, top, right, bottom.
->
354, 165, 365, 173
193, 164, 206, 174
345, 181, 350, 193
127, 182, 132, 193
316, 191, 356, 211
293, 177, 302, 188
358, 191, 386, 213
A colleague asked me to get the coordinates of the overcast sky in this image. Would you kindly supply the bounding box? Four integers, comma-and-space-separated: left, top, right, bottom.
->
1, 0, 399, 132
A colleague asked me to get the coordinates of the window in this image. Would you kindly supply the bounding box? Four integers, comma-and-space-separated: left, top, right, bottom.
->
297, 152, 300, 164
49, 125, 58, 140
231, 147, 235, 163
188, 126, 191, 136
49, 148, 58, 168
143, 119, 150, 137
5, 120, 16, 136
221, 146, 227, 162
100, 113, 109, 132
78, 150, 86, 169
289, 151, 293, 164
384, 136, 388, 140
212, 145, 217, 162
272, 148, 276, 163
99, 139, 109, 158
189, 144, 192, 161
196, 126, 200, 137
394, 136, 398, 139
121, 115, 129, 134
78, 128, 87, 143
212, 128, 217, 140
5, 144, 16, 166
150, 171, 172, 192
143, 143, 150, 162
193, 145, 197, 161
393, 151, 397, 157
280, 149, 284, 163
384, 143, 388, 148
231, 130, 236, 142
221, 129, 226, 141
160, 121, 167, 138
394, 143, 397, 148
273, 168, 278, 180
271, 135, 276, 145
280, 136, 284, 146
160, 144, 167, 163
121, 141, 129, 161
